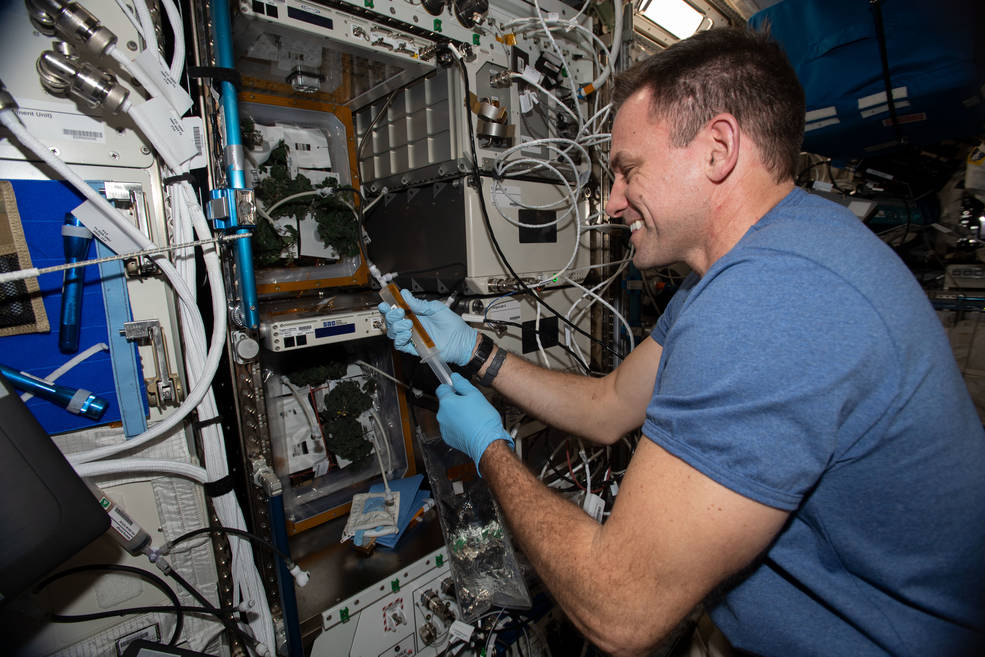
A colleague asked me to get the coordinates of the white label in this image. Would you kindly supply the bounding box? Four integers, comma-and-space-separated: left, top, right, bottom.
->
107, 504, 139, 542
133, 49, 194, 115
582, 492, 605, 522
519, 90, 538, 114
312, 459, 330, 478
858, 86, 908, 110
14, 99, 106, 144
805, 106, 837, 122
521, 65, 544, 86
116, 624, 160, 656
544, 11, 560, 22
449, 620, 474, 642
860, 99, 910, 119
492, 184, 522, 209
812, 180, 833, 192
183, 116, 207, 170
129, 97, 198, 168
72, 199, 144, 255
609, 481, 619, 497
284, 126, 331, 169
451, 480, 464, 495
805, 117, 840, 132
486, 298, 521, 324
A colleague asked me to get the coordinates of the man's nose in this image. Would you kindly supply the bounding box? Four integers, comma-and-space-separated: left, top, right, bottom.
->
605, 177, 627, 219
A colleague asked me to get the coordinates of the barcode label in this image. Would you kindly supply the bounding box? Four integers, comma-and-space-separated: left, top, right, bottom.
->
63, 128, 103, 141
192, 125, 202, 153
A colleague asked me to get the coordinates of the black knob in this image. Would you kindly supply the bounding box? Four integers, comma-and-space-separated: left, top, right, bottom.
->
422, 0, 445, 16
453, 0, 488, 28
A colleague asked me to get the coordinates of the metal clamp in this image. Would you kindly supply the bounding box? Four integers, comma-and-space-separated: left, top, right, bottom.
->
120, 320, 183, 408
207, 188, 256, 231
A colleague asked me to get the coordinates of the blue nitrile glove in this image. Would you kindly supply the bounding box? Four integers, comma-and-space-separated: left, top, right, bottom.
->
377, 290, 478, 366
435, 373, 513, 474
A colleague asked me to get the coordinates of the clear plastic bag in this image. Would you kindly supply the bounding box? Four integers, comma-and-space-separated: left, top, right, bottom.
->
418, 428, 532, 621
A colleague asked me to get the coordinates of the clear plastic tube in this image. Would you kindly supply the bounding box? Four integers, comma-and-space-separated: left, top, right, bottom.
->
378, 283, 454, 387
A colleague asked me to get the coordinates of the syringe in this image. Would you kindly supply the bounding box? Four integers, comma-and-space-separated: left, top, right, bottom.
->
370, 265, 454, 388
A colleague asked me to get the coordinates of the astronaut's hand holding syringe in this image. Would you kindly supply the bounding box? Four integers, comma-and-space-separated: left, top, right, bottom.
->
371, 265, 478, 388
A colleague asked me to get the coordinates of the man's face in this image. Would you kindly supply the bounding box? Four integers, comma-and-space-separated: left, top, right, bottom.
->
605, 90, 709, 271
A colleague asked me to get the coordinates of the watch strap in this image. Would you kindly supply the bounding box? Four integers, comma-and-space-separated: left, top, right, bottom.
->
477, 346, 508, 387
462, 333, 494, 379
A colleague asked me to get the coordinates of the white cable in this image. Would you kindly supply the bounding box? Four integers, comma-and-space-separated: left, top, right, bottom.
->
580, 444, 592, 496
20, 342, 109, 402
0, 233, 247, 286
355, 360, 420, 395
134, 0, 159, 56
563, 251, 633, 365
362, 192, 386, 214
369, 408, 394, 472
564, 275, 635, 351
74, 458, 210, 482
265, 189, 322, 215
509, 73, 580, 127
160, 0, 185, 80
282, 377, 321, 439
511, 19, 613, 93
534, 302, 550, 369
171, 181, 275, 654
532, 0, 584, 126
368, 410, 393, 495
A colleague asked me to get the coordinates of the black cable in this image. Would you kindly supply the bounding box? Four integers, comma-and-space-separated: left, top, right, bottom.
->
49, 604, 233, 624
455, 56, 627, 362
869, 0, 903, 144
169, 525, 293, 568
161, 565, 258, 653
35, 564, 184, 646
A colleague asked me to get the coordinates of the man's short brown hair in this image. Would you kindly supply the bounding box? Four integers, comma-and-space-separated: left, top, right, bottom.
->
614, 27, 805, 182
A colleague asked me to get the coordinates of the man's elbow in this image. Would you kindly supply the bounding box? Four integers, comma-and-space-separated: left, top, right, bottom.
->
579, 610, 669, 657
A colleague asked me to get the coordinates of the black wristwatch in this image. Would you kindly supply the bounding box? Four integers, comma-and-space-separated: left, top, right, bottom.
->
461, 333, 494, 379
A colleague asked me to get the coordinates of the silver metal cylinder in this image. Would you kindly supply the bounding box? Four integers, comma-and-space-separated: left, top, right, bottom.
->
36, 51, 128, 114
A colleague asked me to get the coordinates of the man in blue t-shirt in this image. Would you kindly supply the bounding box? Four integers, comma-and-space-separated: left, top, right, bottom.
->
380, 27, 985, 656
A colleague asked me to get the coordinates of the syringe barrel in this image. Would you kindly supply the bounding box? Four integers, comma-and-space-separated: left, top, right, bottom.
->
380, 283, 438, 350
378, 284, 454, 386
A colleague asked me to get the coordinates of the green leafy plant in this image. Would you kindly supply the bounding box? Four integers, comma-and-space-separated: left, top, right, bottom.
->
252, 141, 361, 263
319, 380, 376, 464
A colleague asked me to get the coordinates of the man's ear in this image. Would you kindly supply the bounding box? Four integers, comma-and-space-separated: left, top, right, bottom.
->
704, 113, 740, 184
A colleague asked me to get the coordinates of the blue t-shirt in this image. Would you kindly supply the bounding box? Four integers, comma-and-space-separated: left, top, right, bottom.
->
646, 188, 985, 656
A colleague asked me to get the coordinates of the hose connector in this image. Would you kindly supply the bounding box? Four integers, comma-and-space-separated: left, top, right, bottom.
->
288, 564, 310, 587
27, 0, 117, 56
36, 50, 128, 114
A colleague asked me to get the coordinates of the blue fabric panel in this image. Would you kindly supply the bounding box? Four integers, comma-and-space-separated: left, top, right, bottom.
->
2, 179, 146, 434
750, 0, 985, 159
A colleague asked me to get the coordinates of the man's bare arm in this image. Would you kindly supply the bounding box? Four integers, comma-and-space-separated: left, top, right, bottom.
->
476, 336, 663, 444
480, 437, 788, 657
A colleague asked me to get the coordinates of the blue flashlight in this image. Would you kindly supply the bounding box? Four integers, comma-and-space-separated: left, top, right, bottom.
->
59, 214, 93, 354
0, 363, 108, 420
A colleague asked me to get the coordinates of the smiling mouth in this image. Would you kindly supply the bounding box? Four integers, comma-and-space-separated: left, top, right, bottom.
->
629, 220, 643, 232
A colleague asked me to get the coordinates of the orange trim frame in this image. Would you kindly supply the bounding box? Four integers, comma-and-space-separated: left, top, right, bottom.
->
239, 89, 370, 292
